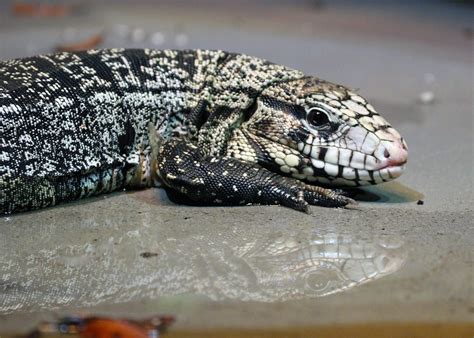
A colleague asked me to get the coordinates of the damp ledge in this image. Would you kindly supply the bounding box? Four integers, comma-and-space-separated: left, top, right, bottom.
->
1, 323, 473, 338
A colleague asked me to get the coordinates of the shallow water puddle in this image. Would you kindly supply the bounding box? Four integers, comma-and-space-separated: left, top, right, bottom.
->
0, 220, 406, 313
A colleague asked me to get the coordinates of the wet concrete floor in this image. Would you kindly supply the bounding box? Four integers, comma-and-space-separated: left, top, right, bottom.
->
0, 0, 472, 333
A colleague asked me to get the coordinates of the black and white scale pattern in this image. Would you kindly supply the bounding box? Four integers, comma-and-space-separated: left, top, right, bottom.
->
0, 49, 407, 214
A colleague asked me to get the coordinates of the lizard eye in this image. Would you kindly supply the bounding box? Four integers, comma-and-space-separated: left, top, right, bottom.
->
306, 108, 330, 127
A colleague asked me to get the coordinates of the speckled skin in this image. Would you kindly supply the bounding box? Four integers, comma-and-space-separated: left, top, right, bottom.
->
0, 49, 407, 214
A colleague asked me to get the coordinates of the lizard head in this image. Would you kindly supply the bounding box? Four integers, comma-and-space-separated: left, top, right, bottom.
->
229, 77, 408, 186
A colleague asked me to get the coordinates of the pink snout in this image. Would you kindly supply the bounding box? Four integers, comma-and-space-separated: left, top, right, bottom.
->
382, 138, 408, 167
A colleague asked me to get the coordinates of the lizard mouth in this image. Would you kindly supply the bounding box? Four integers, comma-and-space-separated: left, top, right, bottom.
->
307, 161, 406, 186
318, 140, 407, 185
355, 163, 406, 185
374, 164, 406, 179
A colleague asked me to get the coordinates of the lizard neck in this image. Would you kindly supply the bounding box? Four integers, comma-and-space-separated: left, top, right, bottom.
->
195, 53, 305, 157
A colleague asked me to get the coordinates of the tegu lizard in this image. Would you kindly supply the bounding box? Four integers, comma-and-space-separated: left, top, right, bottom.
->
0, 49, 408, 214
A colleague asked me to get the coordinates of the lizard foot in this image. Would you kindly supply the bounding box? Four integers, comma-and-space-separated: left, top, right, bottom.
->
261, 177, 356, 213
157, 139, 357, 213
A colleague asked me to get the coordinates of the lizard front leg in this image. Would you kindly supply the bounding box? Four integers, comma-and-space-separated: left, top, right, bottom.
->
156, 139, 355, 212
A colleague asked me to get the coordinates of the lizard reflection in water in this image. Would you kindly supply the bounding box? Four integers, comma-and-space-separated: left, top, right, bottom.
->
0, 216, 406, 311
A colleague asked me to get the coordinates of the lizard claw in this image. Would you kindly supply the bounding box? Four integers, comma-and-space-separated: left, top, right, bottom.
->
299, 182, 356, 209
267, 178, 356, 212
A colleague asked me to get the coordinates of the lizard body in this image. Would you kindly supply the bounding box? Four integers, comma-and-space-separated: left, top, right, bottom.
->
0, 49, 407, 213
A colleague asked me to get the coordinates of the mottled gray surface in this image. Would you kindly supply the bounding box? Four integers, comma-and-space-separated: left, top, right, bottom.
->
0, 0, 473, 333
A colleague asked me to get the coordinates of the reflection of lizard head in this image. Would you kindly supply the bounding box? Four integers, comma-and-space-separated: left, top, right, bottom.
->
242, 232, 406, 298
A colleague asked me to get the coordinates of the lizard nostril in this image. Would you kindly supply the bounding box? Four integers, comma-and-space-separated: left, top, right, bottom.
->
401, 138, 408, 151
382, 140, 408, 167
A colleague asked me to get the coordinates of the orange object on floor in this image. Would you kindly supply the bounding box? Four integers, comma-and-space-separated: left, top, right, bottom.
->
56, 34, 103, 52
81, 318, 149, 338
24, 315, 175, 338
11, 2, 72, 17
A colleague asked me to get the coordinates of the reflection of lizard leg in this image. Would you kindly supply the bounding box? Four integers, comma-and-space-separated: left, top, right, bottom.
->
157, 139, 355, 212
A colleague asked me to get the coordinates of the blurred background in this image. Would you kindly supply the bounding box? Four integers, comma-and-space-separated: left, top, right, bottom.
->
0, 0, 472, 118
0, 1, 473, 337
